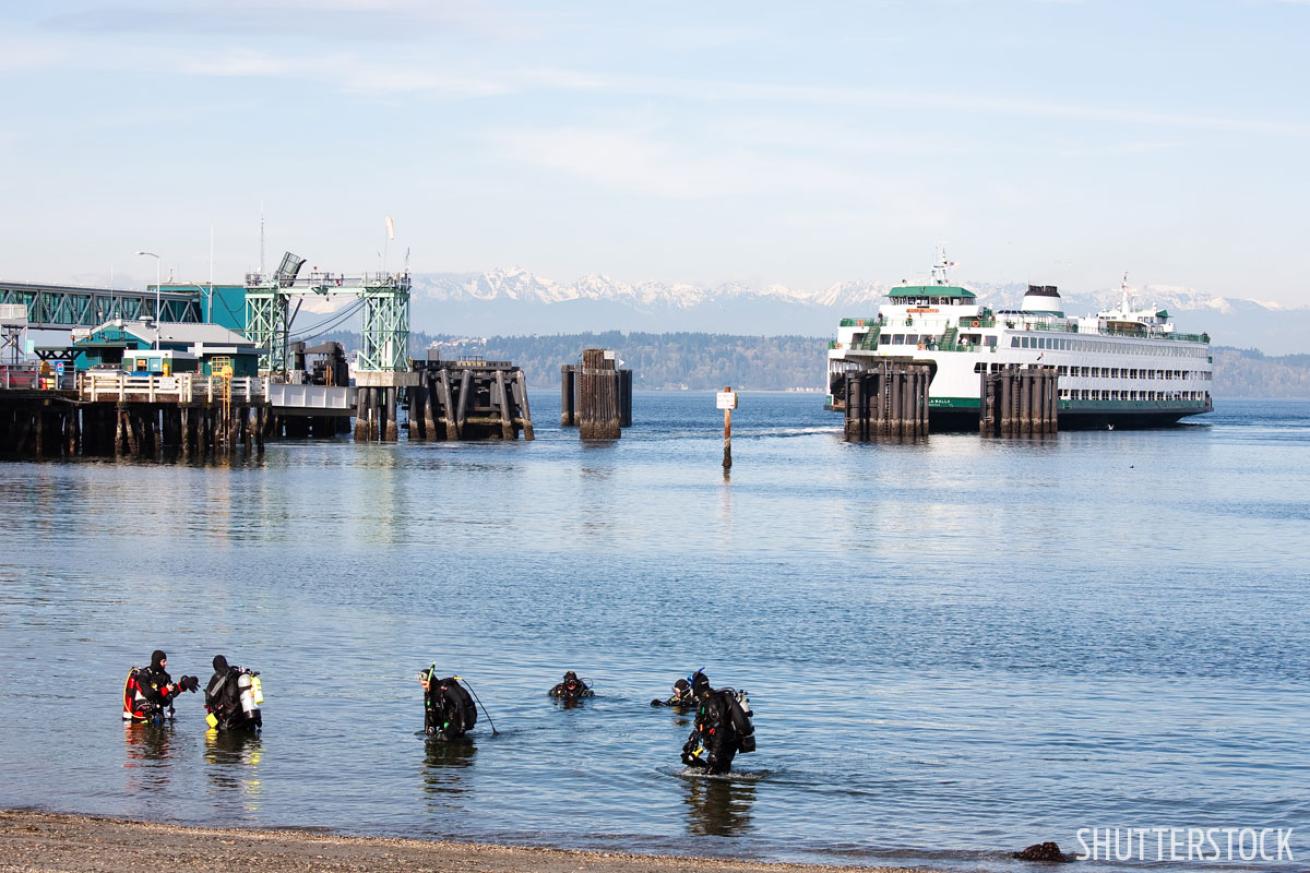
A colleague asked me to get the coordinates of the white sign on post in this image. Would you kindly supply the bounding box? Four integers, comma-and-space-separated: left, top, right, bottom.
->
716, 391, 738, 410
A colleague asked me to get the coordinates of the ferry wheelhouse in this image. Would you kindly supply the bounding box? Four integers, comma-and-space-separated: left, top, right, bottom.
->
826, 256, 1213, 429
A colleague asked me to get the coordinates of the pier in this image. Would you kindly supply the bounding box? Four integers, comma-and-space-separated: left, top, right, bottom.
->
0, 369, 266, 459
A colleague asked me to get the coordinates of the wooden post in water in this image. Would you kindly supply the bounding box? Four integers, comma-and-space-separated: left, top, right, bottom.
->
560, 365, 576, 427
844, 376, 862, 441
719, 386, 734, 471
514, 370, 535, 441
495, 369, 514, 440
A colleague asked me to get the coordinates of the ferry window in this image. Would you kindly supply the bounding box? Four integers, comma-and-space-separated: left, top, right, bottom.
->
906, 334, 919, 345
891, 334, 903, 344
1010, 337, 1019, 348
974, 363, 985, 373
986, 336, 996, 347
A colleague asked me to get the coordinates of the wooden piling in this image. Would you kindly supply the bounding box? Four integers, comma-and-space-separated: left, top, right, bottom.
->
560, 365, 577, 427
842, 360, 932, 442
578, 349, 621, 440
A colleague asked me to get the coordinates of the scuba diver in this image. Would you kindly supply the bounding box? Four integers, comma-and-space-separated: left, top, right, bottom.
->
122, 650, 198, 723
204, 655, 263, 732
651, 677, 696, 709
548, 670, 594, 702
680, 671, 756, 775
418, 665, 478, 740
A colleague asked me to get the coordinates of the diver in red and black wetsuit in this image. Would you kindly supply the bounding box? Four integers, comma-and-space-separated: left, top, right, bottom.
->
123, 650, 198, 724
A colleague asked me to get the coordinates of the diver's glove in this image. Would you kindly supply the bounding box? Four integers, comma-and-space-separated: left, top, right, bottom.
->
178, 675, 199, 693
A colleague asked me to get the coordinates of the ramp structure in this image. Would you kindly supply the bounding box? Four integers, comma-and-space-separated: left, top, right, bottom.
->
245, 252, 413, 440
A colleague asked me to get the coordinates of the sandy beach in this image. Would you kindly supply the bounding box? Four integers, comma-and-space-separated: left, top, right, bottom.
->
0, 810, 927, 873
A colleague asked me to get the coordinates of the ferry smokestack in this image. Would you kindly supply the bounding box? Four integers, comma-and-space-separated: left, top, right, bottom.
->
1021, 284, 1063, 316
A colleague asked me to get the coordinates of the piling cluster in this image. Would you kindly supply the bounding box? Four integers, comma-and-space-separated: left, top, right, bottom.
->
979, 367, 1059, 435
406, 361, 534, 442
560, 348, 632, 440
842, 360, 932, 441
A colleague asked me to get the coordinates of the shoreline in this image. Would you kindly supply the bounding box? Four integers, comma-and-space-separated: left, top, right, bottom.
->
0, 810, 931, 873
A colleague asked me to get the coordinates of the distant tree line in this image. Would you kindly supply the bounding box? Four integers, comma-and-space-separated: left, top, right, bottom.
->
312, 330, 1310, 397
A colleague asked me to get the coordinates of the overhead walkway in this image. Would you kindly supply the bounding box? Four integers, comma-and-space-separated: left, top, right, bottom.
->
0, 280, 203, 329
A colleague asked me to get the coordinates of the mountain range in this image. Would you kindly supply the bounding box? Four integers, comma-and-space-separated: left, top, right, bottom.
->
410, 269, 1309, 355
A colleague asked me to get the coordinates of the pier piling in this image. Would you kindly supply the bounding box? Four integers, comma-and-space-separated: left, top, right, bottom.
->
842, 359, 931, 441
979, 366, 1059, 436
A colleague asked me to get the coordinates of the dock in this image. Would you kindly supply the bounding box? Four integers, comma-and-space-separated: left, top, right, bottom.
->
0, 368, 266, 459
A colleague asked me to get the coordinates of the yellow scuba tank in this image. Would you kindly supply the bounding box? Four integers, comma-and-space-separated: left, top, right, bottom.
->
251, 675, 263, 706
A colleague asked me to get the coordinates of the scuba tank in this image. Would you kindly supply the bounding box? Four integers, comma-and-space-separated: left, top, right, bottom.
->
251, 674, 264, 706
731, 689, 756, 753
238, 672, 259, 716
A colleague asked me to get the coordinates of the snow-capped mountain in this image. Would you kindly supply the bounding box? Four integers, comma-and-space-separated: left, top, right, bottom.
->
411, 269, 1308, 354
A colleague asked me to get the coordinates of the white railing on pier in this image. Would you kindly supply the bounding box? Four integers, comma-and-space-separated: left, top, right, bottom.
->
78, 372, 265, 404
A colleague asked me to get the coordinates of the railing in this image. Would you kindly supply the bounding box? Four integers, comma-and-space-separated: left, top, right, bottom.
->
0, 365, 77, 390
0, 365, 39, 390
79, 372, 265, 403
1017, 322, 1209, 343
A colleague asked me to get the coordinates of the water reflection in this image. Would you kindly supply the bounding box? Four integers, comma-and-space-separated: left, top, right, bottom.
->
122, 722, 174, 791
422, 737, 476, 803
682, 775, 756, 836
203, 729, 264, 808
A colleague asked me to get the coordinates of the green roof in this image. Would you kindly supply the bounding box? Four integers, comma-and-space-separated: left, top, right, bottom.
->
888, 285, 976, 299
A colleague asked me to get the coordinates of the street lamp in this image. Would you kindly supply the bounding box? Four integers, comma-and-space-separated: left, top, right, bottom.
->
136, 251, 161, 349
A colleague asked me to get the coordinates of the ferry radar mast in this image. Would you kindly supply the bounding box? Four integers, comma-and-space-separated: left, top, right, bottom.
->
1120, 272, 1132, 313
931, 245, 956, 285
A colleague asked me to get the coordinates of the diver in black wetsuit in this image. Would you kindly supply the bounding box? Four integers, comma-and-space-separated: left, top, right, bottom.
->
651, 677, 696, 709
548, 670, 594, 702
419, 666, 477, 740
204, 655, 262, 732
681, 672, 755, 775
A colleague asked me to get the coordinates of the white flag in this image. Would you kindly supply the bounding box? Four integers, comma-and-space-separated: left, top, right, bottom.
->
385, 215, 396, 240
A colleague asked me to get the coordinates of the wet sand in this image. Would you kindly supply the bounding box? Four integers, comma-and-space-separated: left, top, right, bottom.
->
0, 810, 928, 873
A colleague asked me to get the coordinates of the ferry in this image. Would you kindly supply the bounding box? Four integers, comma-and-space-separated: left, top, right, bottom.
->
826, 253, 1214, 429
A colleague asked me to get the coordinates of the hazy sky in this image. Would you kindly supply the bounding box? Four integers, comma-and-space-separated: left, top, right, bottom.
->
1, 0, 1307, 302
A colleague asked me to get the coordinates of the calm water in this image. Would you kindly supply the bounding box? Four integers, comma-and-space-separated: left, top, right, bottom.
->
1, 394, 1307, 871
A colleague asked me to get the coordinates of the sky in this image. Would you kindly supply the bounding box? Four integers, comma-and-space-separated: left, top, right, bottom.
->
1, 0, 1308, 303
